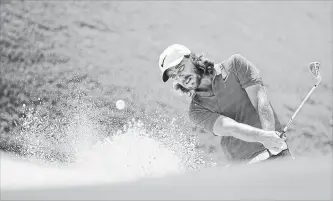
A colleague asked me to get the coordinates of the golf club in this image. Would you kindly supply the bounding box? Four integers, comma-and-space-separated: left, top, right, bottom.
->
268, 62, 321, 157
280, 62, 322, 137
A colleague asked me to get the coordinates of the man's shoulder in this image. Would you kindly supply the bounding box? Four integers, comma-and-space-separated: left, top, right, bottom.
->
224, 53, 257, 75
219, 54, 245, 72
227, 53, 246, 60
224, 54, 246, 66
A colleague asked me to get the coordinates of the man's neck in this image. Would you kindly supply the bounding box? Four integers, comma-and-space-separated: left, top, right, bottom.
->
196, 74, 214, 92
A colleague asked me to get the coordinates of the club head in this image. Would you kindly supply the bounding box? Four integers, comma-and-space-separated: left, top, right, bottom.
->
309, 62, 321, 80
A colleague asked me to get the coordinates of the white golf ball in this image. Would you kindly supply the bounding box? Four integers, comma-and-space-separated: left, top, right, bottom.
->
116, 100, 125, 110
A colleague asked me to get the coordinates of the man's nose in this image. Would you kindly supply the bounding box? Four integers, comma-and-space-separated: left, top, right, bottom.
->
176, 74, 186, 83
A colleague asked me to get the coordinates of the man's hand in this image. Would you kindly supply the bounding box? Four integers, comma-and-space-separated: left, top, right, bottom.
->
261, 131, 288, 152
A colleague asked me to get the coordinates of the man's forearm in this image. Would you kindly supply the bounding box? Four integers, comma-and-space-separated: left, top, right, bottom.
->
213, 116, 287, 150
229, 122, 268, 144
214, 117, 267, 144
257, 87, 275, 130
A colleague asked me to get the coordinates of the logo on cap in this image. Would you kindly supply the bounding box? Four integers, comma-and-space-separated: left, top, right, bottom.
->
161, 55, 167, 68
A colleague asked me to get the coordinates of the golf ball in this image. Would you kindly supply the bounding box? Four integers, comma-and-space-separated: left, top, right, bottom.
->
116, 100, 125, 110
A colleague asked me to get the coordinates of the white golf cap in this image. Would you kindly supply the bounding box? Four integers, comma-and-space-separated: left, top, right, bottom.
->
159, 44, 191, 82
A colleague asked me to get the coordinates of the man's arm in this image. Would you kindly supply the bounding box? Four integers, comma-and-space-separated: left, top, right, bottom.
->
246, 84, 276, 131
212, 115, 285, 150
231, 54, 276, 131
189, 103, 286, 150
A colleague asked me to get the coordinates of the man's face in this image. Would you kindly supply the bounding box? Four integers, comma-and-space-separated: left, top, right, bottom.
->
166, 57, 202, 91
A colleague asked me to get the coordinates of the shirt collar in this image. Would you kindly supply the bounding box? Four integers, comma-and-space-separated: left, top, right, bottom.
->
212, 62, 222, 81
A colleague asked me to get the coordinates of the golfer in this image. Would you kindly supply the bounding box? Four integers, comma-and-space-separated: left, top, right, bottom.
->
158, 44, 293, 165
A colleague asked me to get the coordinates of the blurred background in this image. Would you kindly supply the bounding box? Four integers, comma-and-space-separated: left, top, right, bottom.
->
0, 0, 332, 194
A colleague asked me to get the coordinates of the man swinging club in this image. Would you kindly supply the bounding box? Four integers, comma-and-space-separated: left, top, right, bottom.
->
158, 44, 293, 165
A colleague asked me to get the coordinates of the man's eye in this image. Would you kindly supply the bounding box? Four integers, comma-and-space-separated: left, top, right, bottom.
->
176, 64, 185, 70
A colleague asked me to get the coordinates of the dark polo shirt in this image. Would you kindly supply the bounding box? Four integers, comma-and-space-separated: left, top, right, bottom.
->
189, 54, 282, 163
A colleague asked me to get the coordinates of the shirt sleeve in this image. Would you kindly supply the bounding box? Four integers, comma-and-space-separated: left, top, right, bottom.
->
189, 102, 221, 135
231, 54, 263, 88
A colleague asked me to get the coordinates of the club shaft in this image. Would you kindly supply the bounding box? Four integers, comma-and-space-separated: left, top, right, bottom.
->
281, 78, 321, 135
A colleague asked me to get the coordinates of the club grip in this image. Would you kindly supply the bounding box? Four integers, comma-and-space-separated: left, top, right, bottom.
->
279, 130, 286, 138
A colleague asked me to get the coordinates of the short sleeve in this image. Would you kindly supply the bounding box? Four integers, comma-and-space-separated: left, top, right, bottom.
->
189, 102, 221, 134
231, 54, 263, 88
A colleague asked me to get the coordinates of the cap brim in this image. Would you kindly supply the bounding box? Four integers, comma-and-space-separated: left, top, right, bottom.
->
161, 56, 185, 82
162, 70, 169, 82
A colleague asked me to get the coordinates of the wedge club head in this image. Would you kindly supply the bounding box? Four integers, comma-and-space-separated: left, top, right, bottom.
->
309, 62, 322, 81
